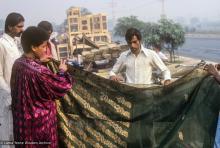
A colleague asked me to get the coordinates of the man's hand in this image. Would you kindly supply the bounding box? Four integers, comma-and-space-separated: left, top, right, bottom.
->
204, 64, 220, 84
163, 79, 171, 86
109, 75, 124, 82
204, 64, 219, 77
215, 64, 220, 71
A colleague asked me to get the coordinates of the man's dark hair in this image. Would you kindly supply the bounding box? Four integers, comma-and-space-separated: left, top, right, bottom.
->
5, 12, 25, 33
125, 28, 142, 43
154, 43, 161, 49
37, 21, 53, 32
21, 26, 49, 53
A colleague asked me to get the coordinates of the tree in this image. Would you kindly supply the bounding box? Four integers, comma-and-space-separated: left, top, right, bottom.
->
158, 18, 185, 62
81, 8, 92, 16
113, 16, 145, 37
142, 22, 161, 48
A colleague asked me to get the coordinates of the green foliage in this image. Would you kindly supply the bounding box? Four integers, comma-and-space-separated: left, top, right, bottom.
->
81, 8, 92, 16
142, 22, 161, 48
113, 16, 145, 37
158, 18, 185, 49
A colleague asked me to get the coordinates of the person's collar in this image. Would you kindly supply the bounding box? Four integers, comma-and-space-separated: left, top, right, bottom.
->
2, 33, 16, 45
140, 45, 149, 57
126, 44, 149, 57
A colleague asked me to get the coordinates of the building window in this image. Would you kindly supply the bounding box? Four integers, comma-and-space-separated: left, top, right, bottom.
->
71, 25, 78, 32
73, 11, 79, 16
82, 26, 88, 30
82, 20, 87, 25
102, 16, 106, 21
73, 18, 78, 23
94, 24, 100, 29
94, 36, 100, 41
103, 23, 107, 30
94, 17, 100, 22
59, 47, 68, 52
101, 36, 107, 42
69, 18, 73, 23
60, 52, 68, 57
69, 11, 72, 16
58, 47, 69, 59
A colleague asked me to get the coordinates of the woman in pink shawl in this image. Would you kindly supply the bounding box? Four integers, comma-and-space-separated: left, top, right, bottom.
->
10, 26, 73, 148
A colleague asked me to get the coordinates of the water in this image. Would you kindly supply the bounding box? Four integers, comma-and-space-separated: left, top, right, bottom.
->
178, 37, 220, 63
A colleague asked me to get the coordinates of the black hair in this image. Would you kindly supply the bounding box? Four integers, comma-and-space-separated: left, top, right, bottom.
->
154, 44, 161, 49
37, 21, 53, 32
5, 12, 25, 33
21, 26, 49, 53
125, 28, 142, 43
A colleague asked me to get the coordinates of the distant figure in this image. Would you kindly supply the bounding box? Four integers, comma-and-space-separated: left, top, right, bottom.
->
10, 26, 72, 148
38, 21, 58, 60
0, 12, 24, 145
109, 28, 171, 85
153, 44, 169, 62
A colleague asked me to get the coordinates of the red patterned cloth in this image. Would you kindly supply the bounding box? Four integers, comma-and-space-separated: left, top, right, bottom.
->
10, 56, 72, 148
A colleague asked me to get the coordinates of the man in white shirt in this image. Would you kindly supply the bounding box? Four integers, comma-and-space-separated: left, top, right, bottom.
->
0, 12, 24, 145
109, 28, 171, 85
153, 45, 169, 62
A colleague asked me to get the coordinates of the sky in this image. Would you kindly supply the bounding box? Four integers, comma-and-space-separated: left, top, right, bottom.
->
0, 0, 220, 27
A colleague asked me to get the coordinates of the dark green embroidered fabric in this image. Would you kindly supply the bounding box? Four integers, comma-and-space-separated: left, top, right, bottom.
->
47, 61, 220, 148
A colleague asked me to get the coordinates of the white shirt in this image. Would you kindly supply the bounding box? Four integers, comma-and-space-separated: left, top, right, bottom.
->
109, 45, 171, 84
0, 33, 21, 102
49, 41, 58, 60
77, 54, 83, 65
157, 51, 168, 61
0, 33, 21, 143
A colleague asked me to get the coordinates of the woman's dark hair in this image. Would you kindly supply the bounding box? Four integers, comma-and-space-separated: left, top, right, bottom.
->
37, 21, 53, 32
125, 28, 142, 43
5, 12, 25, 33
21, 26, 49, 53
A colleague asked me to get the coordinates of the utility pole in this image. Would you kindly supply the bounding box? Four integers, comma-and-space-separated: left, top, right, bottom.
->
110, 0, 116, 28
160, 0, 166, 19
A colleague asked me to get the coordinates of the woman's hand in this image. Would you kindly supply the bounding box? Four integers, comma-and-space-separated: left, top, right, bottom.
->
59, 59, 68, 72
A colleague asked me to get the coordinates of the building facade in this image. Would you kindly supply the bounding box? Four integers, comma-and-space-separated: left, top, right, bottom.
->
67, 7, 111, 51
57, 7, 112, 60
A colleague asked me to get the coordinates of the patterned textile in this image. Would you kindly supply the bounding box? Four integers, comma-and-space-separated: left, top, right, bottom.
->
10, 57, 72, 148
47, 60, 220, 148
